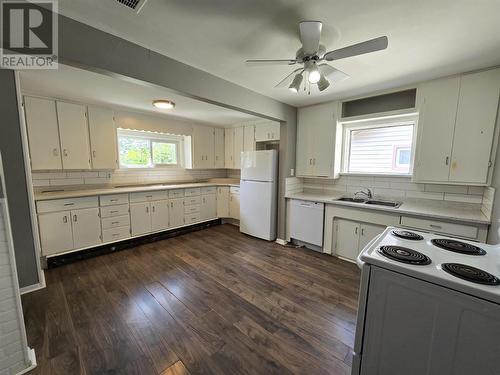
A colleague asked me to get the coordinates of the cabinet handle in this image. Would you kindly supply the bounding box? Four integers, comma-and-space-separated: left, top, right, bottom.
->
53, 148, 59, 156
361, 228, 364, 236
146, 195, 152, 198
429, 224, 442, 229
152, 206, 155, 213
170, 202, 173, 208
63, 203, 74, 206
63, 149, 68, 157
110, 199, 118, 202
63, 215, 68, 223
111, 221, 119, 225
445, 156, 449, 166
92, 150, 96, 158
355, 227, 358, 235
73, 214, 77, 222
110, 210, 118, 214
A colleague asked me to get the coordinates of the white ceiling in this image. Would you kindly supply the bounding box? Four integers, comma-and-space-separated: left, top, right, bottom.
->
55, 0, 500, 107
19, 64, 259, 126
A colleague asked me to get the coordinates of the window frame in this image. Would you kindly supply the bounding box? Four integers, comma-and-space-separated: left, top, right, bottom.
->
117, 129, 184, 169
340, 115, 418, 176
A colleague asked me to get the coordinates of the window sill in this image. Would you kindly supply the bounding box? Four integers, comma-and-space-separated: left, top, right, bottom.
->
339, 172, 413, 178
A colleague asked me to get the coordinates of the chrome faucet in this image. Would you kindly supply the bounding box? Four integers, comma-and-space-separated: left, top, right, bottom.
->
354, 188, 373, 200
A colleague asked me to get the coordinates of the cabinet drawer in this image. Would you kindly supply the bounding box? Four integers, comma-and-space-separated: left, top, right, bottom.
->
101, 215, 130, 229
230, 186, 240, 194
400, 216, 478, 239
100, 204, 129, 218
102, 226, 130, 242
37, 196, 98, 213
130, 190, 168, 202
184, 188, 201, 197
184, 205, 200, 214
168, 189, 184, 198
100, 194, 129, 206
201, 186, 216, 195
185, 213, 200, 224
184, 196, 201, 206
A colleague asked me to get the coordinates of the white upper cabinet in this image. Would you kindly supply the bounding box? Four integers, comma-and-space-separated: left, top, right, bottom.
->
414, 68, 500, 185
449, 69, 500, 184
214, 127, 225, 168
243, 125, 255, 152
88, 106, 118, 170
224, 128, 234, 169
413, 77, 460, 182
296, 102, 338, 177
56, 101, 91, 170
255, 122, 280, 142
233, 126, 244, 169
24, 96, 62, 170
192, 125, 215, 169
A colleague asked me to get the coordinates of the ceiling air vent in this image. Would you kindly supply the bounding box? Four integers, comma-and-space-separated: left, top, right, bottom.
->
115, 0, 148, 13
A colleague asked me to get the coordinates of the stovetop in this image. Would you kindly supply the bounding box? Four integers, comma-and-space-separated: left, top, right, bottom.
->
359, 226, 500, 304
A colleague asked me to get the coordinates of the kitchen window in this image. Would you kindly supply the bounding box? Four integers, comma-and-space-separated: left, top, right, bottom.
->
342, 116, 416, 175
117, 129, 183, 168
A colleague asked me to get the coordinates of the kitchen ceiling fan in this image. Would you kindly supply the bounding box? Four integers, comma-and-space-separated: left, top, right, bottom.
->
246, 21, 388, 94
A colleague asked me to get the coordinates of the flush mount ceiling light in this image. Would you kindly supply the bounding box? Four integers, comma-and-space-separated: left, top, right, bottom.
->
289, 73, 303, 93
152, 100, 175, 109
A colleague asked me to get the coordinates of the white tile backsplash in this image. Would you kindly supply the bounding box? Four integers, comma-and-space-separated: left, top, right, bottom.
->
301, 175, 486, 204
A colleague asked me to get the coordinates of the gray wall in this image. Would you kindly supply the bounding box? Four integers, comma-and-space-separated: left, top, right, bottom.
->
487, 108, 500, 244
0, 70, 39, 287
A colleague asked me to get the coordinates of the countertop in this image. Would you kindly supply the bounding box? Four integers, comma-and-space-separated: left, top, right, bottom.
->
34, 179, 240, 201
286, 191, 490, 225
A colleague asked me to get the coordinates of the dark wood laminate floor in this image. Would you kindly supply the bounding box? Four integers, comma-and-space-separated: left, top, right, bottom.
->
22, 224, 361, 375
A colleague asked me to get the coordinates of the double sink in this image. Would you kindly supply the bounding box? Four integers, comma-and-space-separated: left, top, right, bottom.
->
336, 197, 402, 208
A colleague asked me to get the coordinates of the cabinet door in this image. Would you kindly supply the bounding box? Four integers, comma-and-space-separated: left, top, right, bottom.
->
216, 186, 230, 217
71, 207, 101, 249
169, 198, 185, 228
359, 223, 385, 253
224, 128, 234, 169
201, 194, 217, 221
296, 107, 312, 176
193, 126, 215, 168
449, 69, 500, 184
229, 193, 240, 220
255, 122, 280, 142
268, 122, 280, 141
130, 202, 151, 236
151, 200, 169, 232
243, 125, 255, 152
333, 218, 360, 261
233, 127, 244, 169
311, 103, 336, 177
88, 106, 117, 170
38, 211, 73, 256
214, 127, 225, 168
56, 101, 91, 169
24, 96, 62, 170
413, 77, 459, 182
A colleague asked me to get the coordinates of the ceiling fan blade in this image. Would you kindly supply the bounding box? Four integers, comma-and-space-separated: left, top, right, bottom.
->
246, 59, 297, 66
299, 21, 322, 55
318, 64, 350, 83
324, 36, 388, 61
275, 67, 304, 88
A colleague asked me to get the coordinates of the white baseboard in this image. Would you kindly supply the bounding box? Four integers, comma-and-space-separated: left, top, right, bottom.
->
275, 238, 288, 246
16, 348, 36, 375
20, 280, 45, 295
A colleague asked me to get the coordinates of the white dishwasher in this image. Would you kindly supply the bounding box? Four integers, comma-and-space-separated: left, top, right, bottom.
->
290, 199, 324, 247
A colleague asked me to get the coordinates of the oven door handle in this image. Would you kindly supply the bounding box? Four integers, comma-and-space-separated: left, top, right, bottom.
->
357, 233, 382, 270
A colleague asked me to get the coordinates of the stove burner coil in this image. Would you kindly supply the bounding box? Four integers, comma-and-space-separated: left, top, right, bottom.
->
431, 239, 486, 255
391, 230, 424, 241
378, 245, 431, 265
441, 263, 500, 285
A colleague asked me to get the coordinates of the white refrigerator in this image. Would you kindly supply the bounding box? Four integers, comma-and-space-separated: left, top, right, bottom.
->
240, 150, 278, 241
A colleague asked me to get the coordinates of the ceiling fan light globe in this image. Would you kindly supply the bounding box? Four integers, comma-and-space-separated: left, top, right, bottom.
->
308, 70, 321, 84
289, 73, 303, 93
317, 75, 330, 91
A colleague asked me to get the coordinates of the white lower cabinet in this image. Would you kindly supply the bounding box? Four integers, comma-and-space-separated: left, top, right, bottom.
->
71, 208, 102, 249
201, 193, 217, 221
333, 219, 385, 261
169, 198, 185, 228
38, 211, 74, 256
38, 207, 101, 256
217, 187, 230, 217
130, 202, 152, 236
229, 190, 240, 220
151, 200, 170, 232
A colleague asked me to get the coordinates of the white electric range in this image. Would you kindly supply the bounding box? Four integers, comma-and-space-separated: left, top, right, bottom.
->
352, 226, 500, 375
